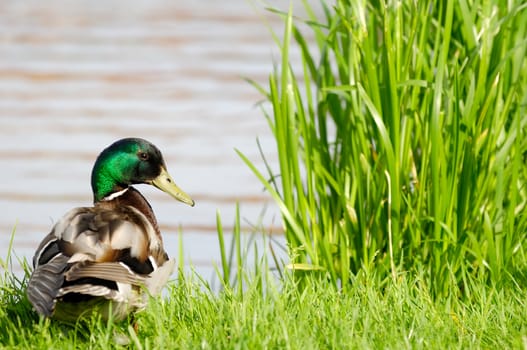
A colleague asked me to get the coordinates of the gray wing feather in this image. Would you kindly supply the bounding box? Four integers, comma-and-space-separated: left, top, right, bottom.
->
26, 253, 69, 317
65, 262, 146, 285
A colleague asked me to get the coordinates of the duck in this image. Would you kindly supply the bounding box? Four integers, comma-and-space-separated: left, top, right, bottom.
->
26, 137, 195, 322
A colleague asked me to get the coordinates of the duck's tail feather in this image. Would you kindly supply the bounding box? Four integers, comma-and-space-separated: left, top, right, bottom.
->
145, 257, 175, 295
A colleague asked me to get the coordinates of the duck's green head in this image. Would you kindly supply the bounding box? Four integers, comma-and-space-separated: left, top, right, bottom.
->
91, 138, 194, 206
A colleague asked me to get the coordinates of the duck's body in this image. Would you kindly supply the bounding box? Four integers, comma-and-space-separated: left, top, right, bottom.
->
27, 138, 194, 321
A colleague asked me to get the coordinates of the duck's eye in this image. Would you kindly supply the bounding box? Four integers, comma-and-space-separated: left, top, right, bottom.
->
138, 152, 149, 161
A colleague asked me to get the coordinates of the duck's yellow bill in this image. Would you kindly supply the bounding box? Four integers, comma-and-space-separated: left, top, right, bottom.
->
151, 167, 195, 207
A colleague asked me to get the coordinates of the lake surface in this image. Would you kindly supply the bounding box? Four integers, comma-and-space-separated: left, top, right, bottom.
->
0, 0, 318, 281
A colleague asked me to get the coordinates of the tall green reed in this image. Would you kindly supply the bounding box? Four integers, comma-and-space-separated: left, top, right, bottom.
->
242, 0, 527, 295
215, 204, 280, 296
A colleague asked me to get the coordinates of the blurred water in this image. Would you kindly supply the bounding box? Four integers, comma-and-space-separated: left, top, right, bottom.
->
0, 0, 315, 281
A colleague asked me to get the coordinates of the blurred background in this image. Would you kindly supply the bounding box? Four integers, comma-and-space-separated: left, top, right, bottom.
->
0, 0, 309, 281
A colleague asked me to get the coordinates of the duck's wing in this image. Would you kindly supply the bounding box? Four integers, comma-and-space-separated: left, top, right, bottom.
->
27, 205, 171, 318
26, 246, 69, 317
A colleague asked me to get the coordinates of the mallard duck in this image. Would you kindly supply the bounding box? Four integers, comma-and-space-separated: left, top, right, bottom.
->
26, 137, 194, 322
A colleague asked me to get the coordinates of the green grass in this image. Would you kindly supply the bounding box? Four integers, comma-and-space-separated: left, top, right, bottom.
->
2, 207, 527, 348
2, 262, 527, 349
